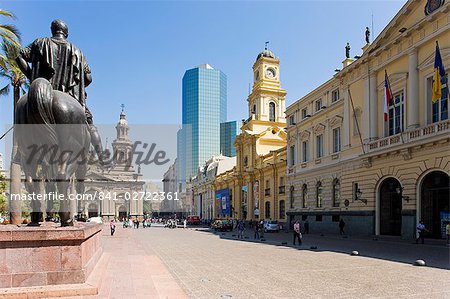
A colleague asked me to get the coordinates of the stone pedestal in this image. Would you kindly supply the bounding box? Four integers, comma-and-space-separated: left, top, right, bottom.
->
0, 223, 102, 289
362, 43, 370, 53
342, 58, 354, 68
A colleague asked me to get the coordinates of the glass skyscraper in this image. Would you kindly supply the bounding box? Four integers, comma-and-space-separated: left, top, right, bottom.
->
178, 64, 227, 182
220, 121, 241, 157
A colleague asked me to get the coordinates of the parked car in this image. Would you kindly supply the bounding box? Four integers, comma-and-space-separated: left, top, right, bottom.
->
212, 219, 233, 232
87, 216, 103, 224
264, 220, 279, 233
187, 215, 201, 225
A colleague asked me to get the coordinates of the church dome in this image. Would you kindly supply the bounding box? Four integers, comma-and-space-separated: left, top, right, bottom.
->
256, 49, 275, 61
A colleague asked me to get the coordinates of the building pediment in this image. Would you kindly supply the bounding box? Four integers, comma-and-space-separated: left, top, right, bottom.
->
418, 47, 450, 70
299, 130, 311, 141
313, 123, 326, 135
329, 115, 343, 128
377, 72, 408, 91
369, 0, 447, 54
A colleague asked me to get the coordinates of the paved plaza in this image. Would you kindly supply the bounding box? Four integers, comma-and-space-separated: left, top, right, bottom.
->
76, 224, 450, 299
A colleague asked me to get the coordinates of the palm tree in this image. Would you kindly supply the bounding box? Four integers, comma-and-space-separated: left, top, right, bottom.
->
0, 9, 20, 47
0, 9, 23, 224
0, 41, 28, 101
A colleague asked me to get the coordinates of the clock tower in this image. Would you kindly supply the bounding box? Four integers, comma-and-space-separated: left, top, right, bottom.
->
245, 46, 286, 133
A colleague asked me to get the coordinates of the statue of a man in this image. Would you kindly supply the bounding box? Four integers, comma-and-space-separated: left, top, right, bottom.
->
16, 20, 105, 162
345, 42, 350, 59
365, 27, 370, 44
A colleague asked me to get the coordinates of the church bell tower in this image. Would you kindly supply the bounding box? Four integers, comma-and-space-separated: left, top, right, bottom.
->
112, 106, 134, 171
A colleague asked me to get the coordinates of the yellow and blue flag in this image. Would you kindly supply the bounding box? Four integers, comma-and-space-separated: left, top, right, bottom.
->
432, 41, 447, 103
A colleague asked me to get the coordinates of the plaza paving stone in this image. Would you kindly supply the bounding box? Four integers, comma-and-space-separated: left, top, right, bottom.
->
67, 224, 450, 298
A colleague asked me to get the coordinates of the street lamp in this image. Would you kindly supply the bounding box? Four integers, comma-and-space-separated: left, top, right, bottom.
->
395, 186, 410, 202
354, 187, 367, 204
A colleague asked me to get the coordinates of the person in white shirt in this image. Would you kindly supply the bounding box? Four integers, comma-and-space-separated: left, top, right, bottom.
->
183, 219, 187, 229
416, 220, 428, 244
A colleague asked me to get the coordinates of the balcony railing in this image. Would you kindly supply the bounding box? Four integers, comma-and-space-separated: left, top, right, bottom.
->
264, 188, 271, 196
365, 120, 450, 154
279, 186, 286, 194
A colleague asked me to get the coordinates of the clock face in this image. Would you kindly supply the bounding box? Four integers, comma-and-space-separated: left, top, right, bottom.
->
266, 68, 276, 79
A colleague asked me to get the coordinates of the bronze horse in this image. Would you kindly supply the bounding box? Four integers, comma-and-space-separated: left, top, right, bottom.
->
15, 78, 90, 226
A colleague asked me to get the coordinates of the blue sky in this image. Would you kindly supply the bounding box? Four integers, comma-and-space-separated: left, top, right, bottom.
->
1, 0, 406, 128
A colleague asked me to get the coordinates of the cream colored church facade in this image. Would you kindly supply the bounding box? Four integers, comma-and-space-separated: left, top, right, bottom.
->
286, 0, 449, 239
79, 110, 145, 221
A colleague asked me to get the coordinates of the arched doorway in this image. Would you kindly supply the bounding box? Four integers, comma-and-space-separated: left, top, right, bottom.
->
420, 171, 450, 239
88, 203, 99, 218
379, 178, 402, 236
118, 205, 127, 221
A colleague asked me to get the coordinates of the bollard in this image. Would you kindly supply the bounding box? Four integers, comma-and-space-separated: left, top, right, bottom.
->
414, 259, 426, 266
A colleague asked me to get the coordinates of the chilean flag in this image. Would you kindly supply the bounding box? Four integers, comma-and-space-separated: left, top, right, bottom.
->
384, 70, 393, 122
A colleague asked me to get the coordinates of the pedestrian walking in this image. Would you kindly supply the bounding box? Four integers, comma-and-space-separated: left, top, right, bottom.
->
339, 218, 346, 235
183, 219, 187, 229
304, 220, 309, 234
260, 220, 265, 238
237, 219, 245, 239
416, 220, 428, 244
446, 222, 450, 245
254, 221, 260, 240
110, 220, 116, 236
249, 219, 253, 230
293, 220, 302, 245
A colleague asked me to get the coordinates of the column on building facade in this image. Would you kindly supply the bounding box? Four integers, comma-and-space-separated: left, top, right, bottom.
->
342, 86, 350, 148
369, 73, 378, 140
363, 75, 371, 141
248, 176, 254, 220
296, 131, 301, 166
407, 48, 419, 129
258, 171, 264, 221
273, 166, 278, 220
236, 180, 242, 219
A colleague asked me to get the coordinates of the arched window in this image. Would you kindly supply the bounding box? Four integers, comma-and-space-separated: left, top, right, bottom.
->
290, 186, 295, 208
279, 200, 285, 219
265, 201, 271, 219
302, 184, 307, 208
118, 151, 125, 163
316, 181, 323, 208
269, 102, 276, 122
332, 179, 340, 207
252, 104, 256, 114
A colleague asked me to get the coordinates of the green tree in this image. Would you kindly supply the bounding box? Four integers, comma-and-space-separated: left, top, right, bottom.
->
0, 41, 28, 99
0, 9, 23, 224
0, 173, 7, 214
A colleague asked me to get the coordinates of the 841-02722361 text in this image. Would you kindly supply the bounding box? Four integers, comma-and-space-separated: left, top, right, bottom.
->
95, 191, 179, 201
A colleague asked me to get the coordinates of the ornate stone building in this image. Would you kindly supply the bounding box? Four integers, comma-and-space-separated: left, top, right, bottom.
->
79, 110, 145, 221
191, 155, 235, 220
286, 0, 449, 239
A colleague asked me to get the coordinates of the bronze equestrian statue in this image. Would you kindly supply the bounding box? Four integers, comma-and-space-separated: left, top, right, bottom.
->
15, 20, 104, 226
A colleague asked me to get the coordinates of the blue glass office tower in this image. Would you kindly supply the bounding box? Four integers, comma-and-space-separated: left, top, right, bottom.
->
178, 64, 227, 182
220, 121, 241, 157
